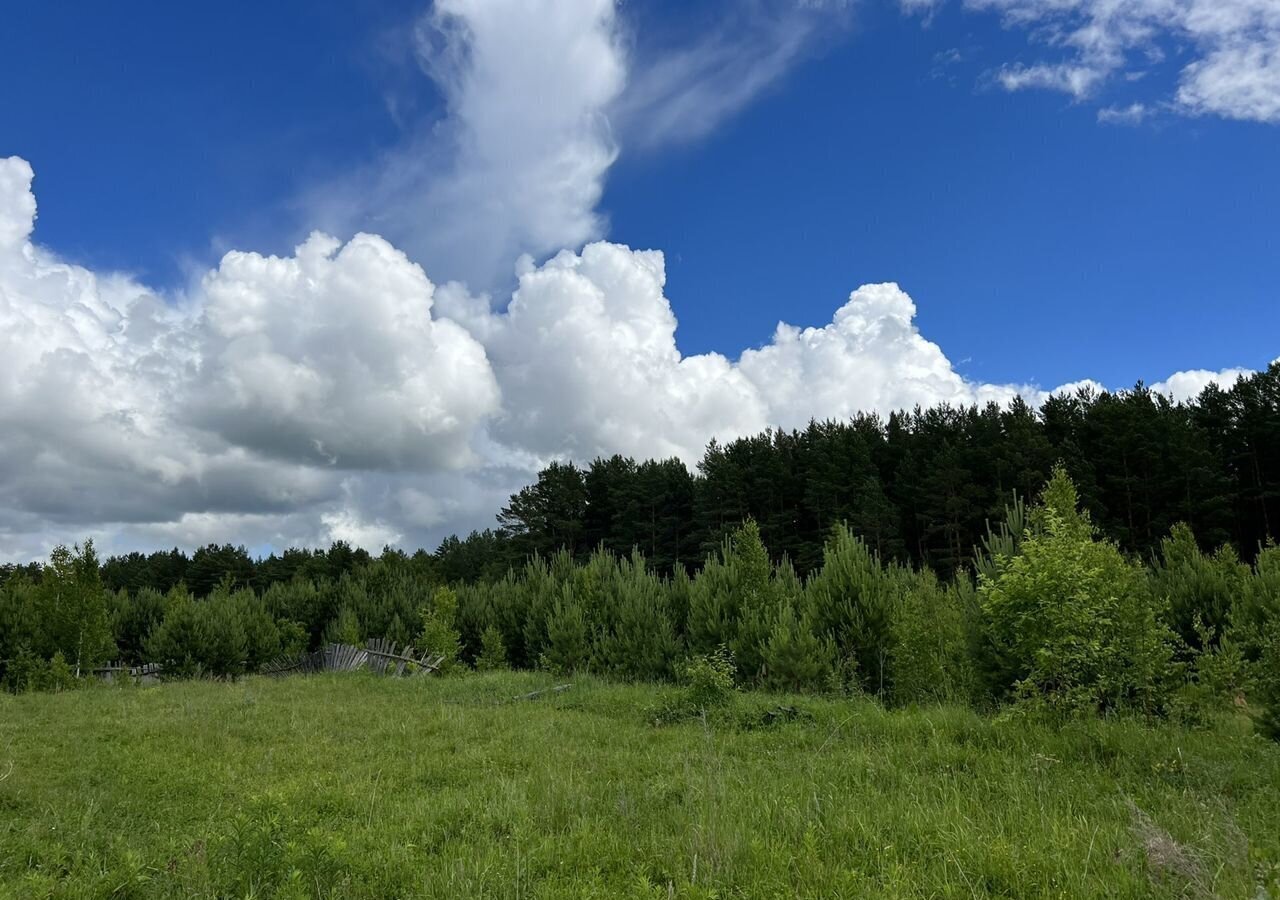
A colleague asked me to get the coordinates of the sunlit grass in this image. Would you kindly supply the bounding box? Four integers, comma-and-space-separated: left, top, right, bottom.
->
2, 673, 1278, 898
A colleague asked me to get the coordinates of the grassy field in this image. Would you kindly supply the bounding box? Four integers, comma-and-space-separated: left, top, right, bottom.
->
2, 674, 1279, 899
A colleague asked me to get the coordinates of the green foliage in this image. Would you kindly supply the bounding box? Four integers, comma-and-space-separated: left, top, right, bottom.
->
39, 541, 114, 674
759, 602, 835, 693
1237, 543, 1280, 659
276, 619, 309, 658
691, 517, 757, 660
417, 586, 462, 673
974, 493, 1029, 584
45, 651, 77, 692
232, 588, 283, 670
262, 577, 332, 650
977, 466, 1174, 715
681, 646, 737, 711
0, 575, 41, 687
324, 605, 363, 647
888, 571, 975, 706
805, 524, 898, 695
475, 624, 508, 671
145, 587, 259, 679
1254, 620, 1280, 741
0, 542, 112, 688
1151, 523, 1250, 653
3, 647, 79, 693
109, 586, 168, 664
592, 553, 680, 681
539, 585, 591, 676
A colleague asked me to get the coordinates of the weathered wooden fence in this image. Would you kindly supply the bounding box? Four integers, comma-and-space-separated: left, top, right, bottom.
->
261, 640, 445, 679
91, 662, 164, 685
90, 641, 445, 684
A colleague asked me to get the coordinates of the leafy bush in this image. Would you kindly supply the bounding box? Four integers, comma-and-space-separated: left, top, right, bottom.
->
889, 572, 974, 706
687, 521, 772, 668
324, 605, 363, 646
977, 466, 1174, 716
650, 646, 737, 725
109, 586, 168, 664
475, 625, 508, 671
146, 589, 251, 679
592, 553, 680, 681
276, 620, 309, 658
417, 586, 462, 672
682, 646, 737, 711
1237, 543, 1280, 661
3, 648, 79, 693
1151, 523, 1250, 653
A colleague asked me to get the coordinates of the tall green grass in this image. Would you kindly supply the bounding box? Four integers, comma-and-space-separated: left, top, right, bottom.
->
2, 673, 1278, 898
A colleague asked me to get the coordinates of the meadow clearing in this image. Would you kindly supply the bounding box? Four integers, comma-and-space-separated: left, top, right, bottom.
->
2, 671, 1278, 899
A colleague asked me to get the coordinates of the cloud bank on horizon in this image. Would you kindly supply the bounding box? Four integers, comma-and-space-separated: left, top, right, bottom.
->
1, 0, 1272, 561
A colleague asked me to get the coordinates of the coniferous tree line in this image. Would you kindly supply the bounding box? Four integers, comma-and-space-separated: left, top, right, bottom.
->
0, 365, 1277, 734
478, 365, 1280, 579
3, 469, 1278, 735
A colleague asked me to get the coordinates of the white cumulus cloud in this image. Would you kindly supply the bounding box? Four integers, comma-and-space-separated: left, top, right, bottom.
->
312, 0, 626, 290
1150, 367, 1255, 402
187, 231, 499, 471
2, 154, 1266, 559
738, 282, 1033, 429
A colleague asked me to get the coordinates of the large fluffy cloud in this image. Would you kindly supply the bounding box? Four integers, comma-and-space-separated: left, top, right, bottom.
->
188, 231, 498, 471
0, 155, 1265, 559
909, 0, 1280, 124
481, 243, 768, 463
738, 283, 1032, 427
312, 0, 625, 290
0, 157, 497, 559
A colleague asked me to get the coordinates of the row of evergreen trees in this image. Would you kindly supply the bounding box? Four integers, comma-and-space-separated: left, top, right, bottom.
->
0, 545, 439, 689
481, 366, 1280, 580
457, 469, 1279, 725
4, 468, 1278, 738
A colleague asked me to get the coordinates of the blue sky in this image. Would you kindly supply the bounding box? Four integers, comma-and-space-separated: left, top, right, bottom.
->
6, 0, 1276, 388
0, 0, 1277, 556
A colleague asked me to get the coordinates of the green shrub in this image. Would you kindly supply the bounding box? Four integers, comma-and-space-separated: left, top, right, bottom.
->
806, 524, 899, 696
276, 620, 309, 658
324, 605, 363, 646
759, 602, 835, 693
3, 648, 78, 693
651, 646, 738, 725
233, 589, 282, 670
539, 586, 591, 675
146, 591, 249, 679
417, 586, 462, 672
687, 521, 772, 666
1237, 543, 1280, 661
977, 466, 1174, 716
889, 572, 974, 706
109, 587, 168, 664
475, 625, 508, 671
1254, 621, 1280, 741
1151, 523, 1250, 653
593, 553, 680, 681
682, 646, 737, 711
